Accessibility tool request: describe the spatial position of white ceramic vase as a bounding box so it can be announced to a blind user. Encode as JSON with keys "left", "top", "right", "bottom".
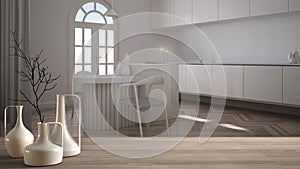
{"left": 24, "top": 122, "right": 63, "bottom": 166}
{"left": 4, "top": 105, "right": 34, "bottom": 158}
{"left": 51, "top": 94, "right": 81, "bottom": 157}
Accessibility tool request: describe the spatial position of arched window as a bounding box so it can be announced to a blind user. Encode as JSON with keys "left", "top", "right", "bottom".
{"left": 74, "top": 1, "right": 115, "bottom": 75}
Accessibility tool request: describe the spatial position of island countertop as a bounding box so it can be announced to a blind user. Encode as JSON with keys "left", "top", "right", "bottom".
{"left": 73, "top": 75, "right": 135, "bottom": 84}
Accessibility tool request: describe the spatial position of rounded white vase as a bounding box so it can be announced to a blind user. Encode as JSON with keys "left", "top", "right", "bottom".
{"left": 4, "top": 105, "right": 34, "bottom": 158}
{"left": 24, "top": 122, "right": 63, "bottom": 166}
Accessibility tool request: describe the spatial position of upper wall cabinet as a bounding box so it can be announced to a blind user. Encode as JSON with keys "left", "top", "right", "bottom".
{"left": 193, "top": 0, "right": 218, "bottom": 23}
{"left": 289, "top": 0, "right": 300, "bottom": 12}
{"left": 219, "top": 0, "right": 250, "bottom": 20}
{"left": 169, "top": 0, "right": 192, "bottom": 26}
{"left": 251, "top": 0, "right": 288, "bottom": 16}
{"left": 151, "top": 0, "right": 170, "bottom": 28}
{"left": 151, "top": 0, "right": 294, "bottom": 28}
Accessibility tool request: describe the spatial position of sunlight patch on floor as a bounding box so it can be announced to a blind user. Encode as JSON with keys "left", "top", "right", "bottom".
{"left": 179, "top": 115, "right": 250, "bottom": 132}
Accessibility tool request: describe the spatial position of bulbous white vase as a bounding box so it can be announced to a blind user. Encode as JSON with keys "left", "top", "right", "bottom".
{"left": 4, "top": 105, "right": 34, "bottom": 158}
{"left": 24, "top": 122, "right": 63, "bottom": 166}
{"left": 51, "top": 94, "right": 81, "bottom": 157}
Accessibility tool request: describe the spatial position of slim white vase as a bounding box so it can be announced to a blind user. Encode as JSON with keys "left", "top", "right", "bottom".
{"left": 24, "top": 122, "right": 63, "bottom": 166}
{"left": 51, "top": 94, "right": 81, "bottom": 157}
{"left": 4, "top": 105, "right": 34, "bottom": 158}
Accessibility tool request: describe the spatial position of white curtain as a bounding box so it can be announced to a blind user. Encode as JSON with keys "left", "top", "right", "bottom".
{"left": 0, "top": 0, "right": 31, "bottom": 135}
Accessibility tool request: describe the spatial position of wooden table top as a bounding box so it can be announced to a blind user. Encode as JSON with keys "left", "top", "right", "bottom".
{"left": 1, "top": 137, "right": 300, "bottom": 169}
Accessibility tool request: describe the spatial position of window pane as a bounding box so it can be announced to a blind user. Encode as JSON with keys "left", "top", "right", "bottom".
{"left": 85, "top": 12, "right": 105, "bottom": 24}
{"left": 75, "top": 65, "right": 82, "bottom": 74}
{"left": 84, "top": 65, "right": 92, "bottom": 72}
{"left": 82, "top": 2, "right": 94, "bottom": 13}
{"left": 99, "top": 29, "right": 106, "bottom": 46}
{"left": 99, "top": 65, "right": 106, "bottom": 75}
{"left": 107, "top": 65, "right": 114, "bottom": 75}
{"left": 75, "top": 9, "right": 85, "bottom": 22}
{"left": 106, "top": 16, "right": 114, "bottom": 24}
{"left": 84, "top": 28, "right": 91, "bottom": 46}
{"left": 75, "top": 28, "right": 82, "bottom": 46}
{"left": 84, "top": 47, "right": 92, "bottom": 63}
{"left": 99, "top": 47, "right": 106, "bottom": 63}
{"left": 107, "top": 48, "right": 114, "bottom": 63}
{"left": 107, "top": 30, "right": 114, "bottom": 47}
{"left": 96, "top": 3, "right": 108, "bottom": 14}
{"left": 75, "top": 47, "right": 83, "bottom": 64}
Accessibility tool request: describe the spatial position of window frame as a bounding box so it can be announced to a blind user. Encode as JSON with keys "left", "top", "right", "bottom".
{"left": 73, "top": 1, "right": 117, "bottom": 76}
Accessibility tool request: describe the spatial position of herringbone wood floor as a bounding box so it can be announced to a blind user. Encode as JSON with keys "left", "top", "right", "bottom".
{"left": 5, "top": 101, "right": 297, "bottom": 137}
{"left": 2, "top": 101, "right": 300, "bottom": 137}
{"left": 119, "top": 101, "right": 300, "bottom": 137}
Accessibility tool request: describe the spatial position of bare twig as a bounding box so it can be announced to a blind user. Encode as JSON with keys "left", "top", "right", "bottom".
{"left": 9, "top": 32, "right": 61, "bottom": 123}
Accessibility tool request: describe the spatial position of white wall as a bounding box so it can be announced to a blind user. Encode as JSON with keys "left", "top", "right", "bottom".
{"left": 29, "top": 0, "right": 150, "bottom": 105}
{"left": 30, "top": 0, "right": 300, "bottom": 105}
{"left": 198, "top": 13, "right": 300, "bottom": 64}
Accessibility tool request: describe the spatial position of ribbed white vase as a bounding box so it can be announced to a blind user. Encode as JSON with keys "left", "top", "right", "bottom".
{"left": 4, "top": 105, "right": 34, "bottom": 158}
{"left": 24, "top": 122, "right": 63, "bottom": 166}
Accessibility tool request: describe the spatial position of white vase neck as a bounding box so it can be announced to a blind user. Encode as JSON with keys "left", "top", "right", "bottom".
{"left": 56, "top": 95, "right": 67, "bottom": 124}
{"left": 36, "top": 123, "right": 51, "bottom": 143}
{"left": 15, "top": 106, "right": 25, "bottom": 128}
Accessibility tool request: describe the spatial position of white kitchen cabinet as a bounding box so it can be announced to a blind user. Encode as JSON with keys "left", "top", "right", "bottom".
{"left": 219, "top": 0, "right": 250, "bottom": 20}
{"left": 289, "top": 0, "right": 300, "bottom": 12}
{"left": 151, "top": 0, "right": 170, "bottom": 28}
{"left": 169, "top": 0, "right": 192, "bottom": 26}
{"left": 212, "top": 66, "right": 244, "bottom": 99}
{"left": 193, "top": 0, "right": 218, "bottom": 23}
{"left": 185, "top": 65, "right": 212, "bottom": 95}
{"left": 244, "top": 66, "right": 282, "bottom": 103}
{"left": 178, "top": 65, "right": 187, "bottom": 92}
{"left": 283, "top": 67, "right": 300, "bottom": 106}
{"left": 250, "top": 0, "right": 288, "bottom": 16}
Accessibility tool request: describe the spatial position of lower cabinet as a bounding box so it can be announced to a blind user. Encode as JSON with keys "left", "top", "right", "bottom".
{"left": 179, "top": 65, "right": 300, "bottom": 107}
{"left": 244, "top": 66, "right": 282, "bottom": 103}
{"left": 180, "top": 65, "right": 243, "bottom": 99}
{"left": 212, "top": 66, "right": 244, "bottom": 98}
{"left": 178, "top": 65, "right": 186, "bottom": 92}
{"left": 283, "top": 67, "right": 300, "bottom": 105}
{"left": 185, "top": 65, "right": 212, "bottom": 95}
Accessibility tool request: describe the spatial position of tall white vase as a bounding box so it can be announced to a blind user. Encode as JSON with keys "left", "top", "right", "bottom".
{"left": 24, "top": 122, "right": 63, "bottom": 166}
{"left": 4, "top": 105, "right": 34, "bottom": 158}
{"left": 51, "top": 94, "right": 81, "bottom": 157}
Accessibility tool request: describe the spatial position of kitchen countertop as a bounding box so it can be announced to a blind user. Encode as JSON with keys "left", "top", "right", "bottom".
{"left": 184, "top": 63, "right": 300, "bottom": 66}
{"left": 132, "top": 62, "right": 300, "bottom": 66}
{"left": 73, "top": 75, "right": 135, "bottom": 84}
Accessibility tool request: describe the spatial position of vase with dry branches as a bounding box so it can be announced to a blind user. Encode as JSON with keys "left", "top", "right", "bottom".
{"left": 10, "top": 32, "right": 61, "bottom": 123}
